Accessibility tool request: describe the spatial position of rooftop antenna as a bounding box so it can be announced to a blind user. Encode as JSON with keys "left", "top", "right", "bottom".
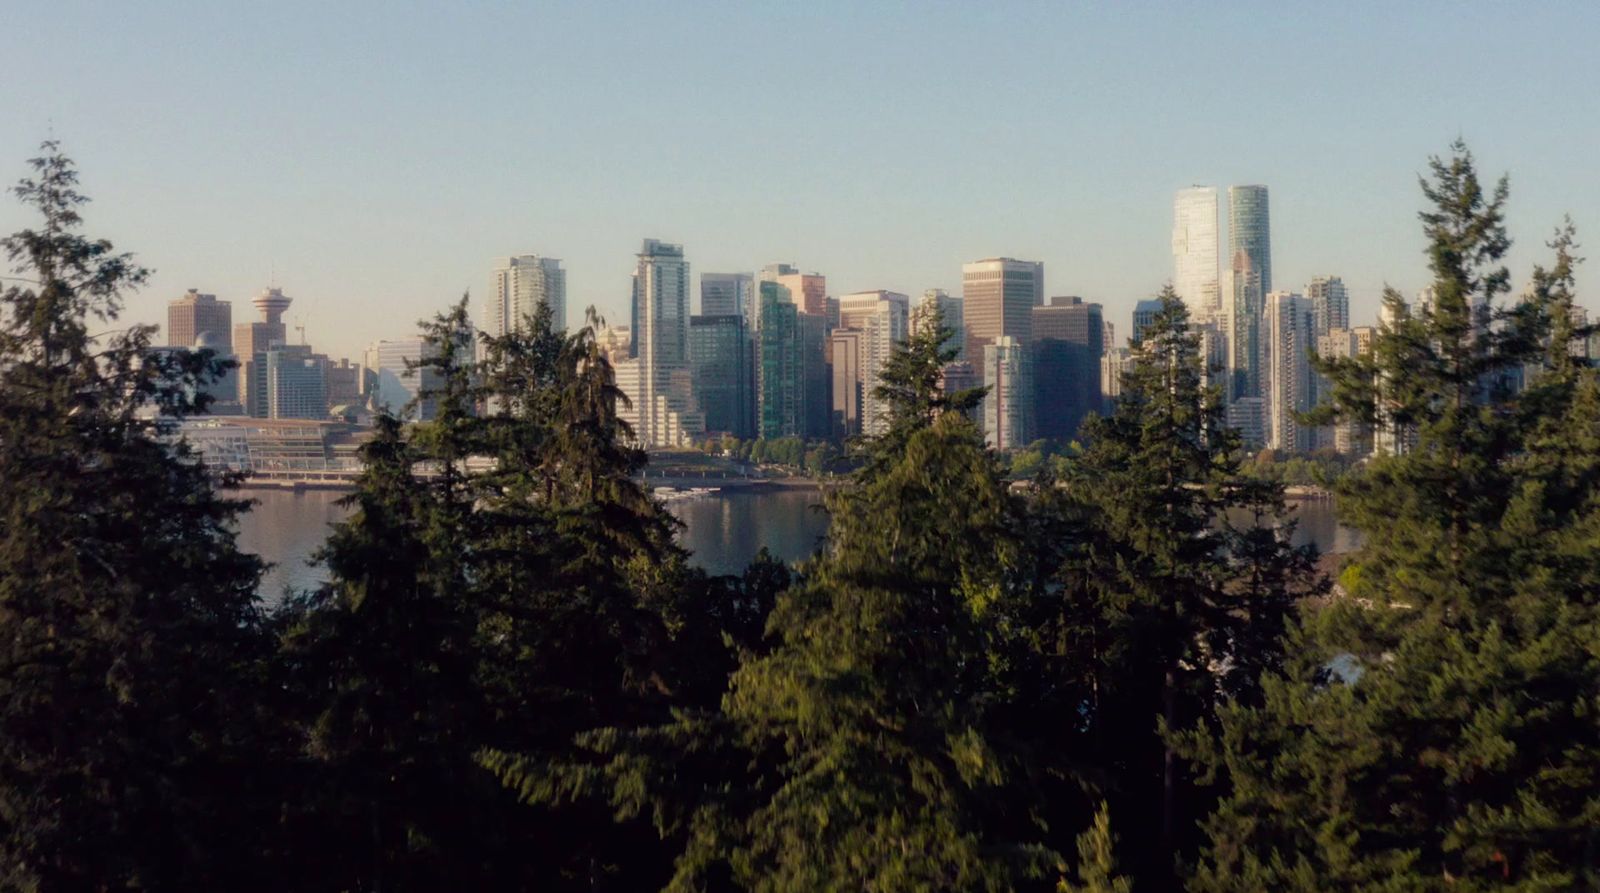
{"left": 294, "top": 312, "right": 309, "bottom": 345}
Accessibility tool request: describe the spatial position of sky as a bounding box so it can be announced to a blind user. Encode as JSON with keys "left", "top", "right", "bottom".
{"left": 1, "top": 1, "right": 1597, "bottom": 361}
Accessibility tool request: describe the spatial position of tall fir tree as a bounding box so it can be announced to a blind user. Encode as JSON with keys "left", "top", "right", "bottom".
{"left": 1051, "top": 287, "right": 1319, "bottom": 886}
{"left": 1189, "top": 143, "right": 1600, "bottom": 891}
{"left": 0, "top": 144, "right": 270, "bottom": 889}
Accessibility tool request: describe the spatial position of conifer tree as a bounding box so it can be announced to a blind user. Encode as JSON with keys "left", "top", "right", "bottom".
{"left": 1059, "top": 804, "right": 1133, "bottom": 893}
{"left": 1189, "top": 143, "right": 1600, "bottom": 890}
{"left": 1053, "top": 287, "right": 1318, "bottom": 884}
{"left": 0, "top": 143, "right": 269, "bottom": 889}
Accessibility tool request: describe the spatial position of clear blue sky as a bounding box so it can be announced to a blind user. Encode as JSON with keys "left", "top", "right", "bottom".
{"left": 2, "top": 1, "right": 1597, "bottom": 360}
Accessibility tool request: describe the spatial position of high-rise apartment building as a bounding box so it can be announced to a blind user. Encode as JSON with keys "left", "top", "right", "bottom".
{"left": 1263, "top": 291, "right": 1314, "bottom": 452}
{"left": 1172, "top": 187, "right": 1222, "bottom": 322}
{"left": 983, "top": 335, "right": 1033, "bottom": 450}
{"left": 837, "top": 290, "right": 910, "bottom": 436}
{"left": 234, "top": 287, "right": 291, "bottom": 418}
{"left": 167, "top": 289, "right": 232, "bottom": 351}
{"left": 701, "top": 272, "right": 755, "bottom": 321}
{"left": 689, "top": 314, "right": 754, "bottom": 439}
{"left": 799, "top": 313, "right": 831, "bottom": 439}
{"left": 618, "top": 239, "right": 703, "bottom": 447}
{"left": 1307, "top": 275, "right": 1349, "bottom": 339}
{"left": 961, "top": 257, "right": 1042, "bottom": 371}
{"left": 1031, "top": 296, "right": 1104, "bottom": 441}
{"left": 487, "top": 255, "right": 566, "bottom": 337}
{"left": 1317, "top": 327, "right": 1371, "bottom": 456}
{"left": 1101, "top": 347, "right": 1133, "bottom": 408}
{"left": 1228, "top": 185, "right": 1272, "bottom": 296}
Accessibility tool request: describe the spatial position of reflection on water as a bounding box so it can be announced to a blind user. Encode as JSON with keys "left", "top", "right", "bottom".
{"left": 232, "top": 486, "right": 1356, "bottom": 603}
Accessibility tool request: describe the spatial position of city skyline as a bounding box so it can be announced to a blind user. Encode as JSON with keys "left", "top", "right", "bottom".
{"left": 1, "top": 4, "right": 1595, "bottom": 362}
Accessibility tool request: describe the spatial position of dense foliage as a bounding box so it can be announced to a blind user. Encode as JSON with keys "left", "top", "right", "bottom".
{"left": 1, "top": 140, "right": 1595, "bottom": 891}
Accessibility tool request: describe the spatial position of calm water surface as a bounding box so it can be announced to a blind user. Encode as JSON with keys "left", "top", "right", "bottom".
{"left": 234, "top": 487, "right": 1353, "bottom": 600}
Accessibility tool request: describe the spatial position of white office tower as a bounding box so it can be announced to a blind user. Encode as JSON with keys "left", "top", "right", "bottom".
{"left": 487, "top": 256, "right": 566, "bottom": 337}
{"left": 838, "top": 290, "right": 910, "bottom": 436}
{"left": 1263, "top": 291, "right": 1314, "bottom": 452}
{"left": 983, "top": 335, "right": 1033, "bottom": 450}
{"left": 614, "top": 239, "right": 704, "bottom": 448}
{"left": 1306, "top": 275, "right": 1348, "bottom": 339}
{"left": 1172, "top": 186, "right": 1222, "bottom": 323}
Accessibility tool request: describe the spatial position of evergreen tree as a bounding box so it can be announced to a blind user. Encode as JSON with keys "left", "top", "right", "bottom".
{"left": 1059, "top": 804, "right": 1133, "bottom": 893}
{"left": 1052, "top": 287, "right": 1318, "bottom": 884}
{"left": 0, "top": 143, "right": 269, "bottom": 889}
{"left": 1189, "top": 143, "right": 1600, "bottom": 890}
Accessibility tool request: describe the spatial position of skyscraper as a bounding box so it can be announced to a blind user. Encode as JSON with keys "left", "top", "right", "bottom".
{"left": 799, "top": 313, "right": 831, "bottom": 439}
{"left": 365, "top": 336, "right": 434, "bottom": 421}
{"left": 1306, "top": 275, "right": 1349, "bottom": 339}
{"left": 617, "top": 239, "right": 703, "bottom": 447}
{"left": 961, "top": 257, "right": 1042, "bottom": 367}
{"left": 829, "top": 328, "right": 863, "bottom": 439}
{"left": 234, "top": 287, "right": 291, "bottom": 418}
{"left": 1225, "top": 250, "right": 1265, "bottom": 400}
{"left": 487, "top": 255, "right": 566, "bottom": 337}
{"left": 756, "top": 281, "right": 802, "bottom": 439}
{"left": 1172, "top": 187, "right": 1221, "bottom": 322}
{"left": 1317, "top": 327, "right": 1371, "bottom": 456}
{"left": 1031, "top": 296, "right": 1104, "bottom": 441}
{"left": 1131, "top": 299, "right": 1164, "bottom": 345}
{"left": 983, "top": 335, "right": 1033, "bottom": 450}
{"left": 167, "top": 289, "right": 232, "bottom": 351}
{"left": 1263, "top": 291, "right": 1313, "bottom": 453}
{"left": 838, "top": 290, "right": 910, "bottom": 436}
{"left": 758, "top": 263, "right": 828, "bottom": 317}
{"left": 701, "top": 272, "right": 754, "bottom": 320}
{"left": 689, "top": 314, "right": 754, "bottom": 439}
{"left": 1228, "top": 185, "right": 1272, "bottom": 295}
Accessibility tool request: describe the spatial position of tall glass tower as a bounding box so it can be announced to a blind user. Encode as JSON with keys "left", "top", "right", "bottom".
{"left": 1228, "top": 185, "right": 1272, "bottom": 295}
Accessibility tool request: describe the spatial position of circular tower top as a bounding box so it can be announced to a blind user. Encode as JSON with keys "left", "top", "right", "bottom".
{"left": 253, "top": 287, "right": 292, "bottom": 324}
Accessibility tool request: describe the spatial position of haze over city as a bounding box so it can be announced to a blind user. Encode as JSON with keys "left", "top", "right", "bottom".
{"left": 3, "top": 1, "right": 1598, "bottom": 361}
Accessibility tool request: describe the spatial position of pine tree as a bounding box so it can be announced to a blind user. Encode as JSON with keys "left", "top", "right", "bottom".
{"left": 0, "top": 143, "right": 269, "bottom": 889}
{"left": 1189, "top": 143, "right": 1600, "bottom": 891}
{"left": 1059, "top": 803, "right": 1133, "bottom": 893}
{"left": 1053, "top": 287, "right": 1318, "bottom": 885}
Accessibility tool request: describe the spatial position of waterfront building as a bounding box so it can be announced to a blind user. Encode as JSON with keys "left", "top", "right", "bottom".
{"left": 1263, "top": 291, "right": 1314, "bottom": 452}
{"left": 487, "top": 255, "right": 566, "bottom": 337}
{"left": 167, "top": 289, "right": 232, "bottom": 352}
{"left": 961, "top": 257, "right": 1042, "bottom": 371}
{"left": 265, "top": 343, "right": 328, "bottom": 420}
{"left": 838, "top": 290, "right": 910, "bottom": 436}
{"left": 619, "top": 239, "right": 703, "bottom": 448}
{"left": 233, "top": 287, "right": 291, "bottom": 418}
{"left": 1031, "top": 296, "right": 1103, "bottom": 441}
{"left": 1307, "top": 275, "right": 1349, "bottom": 339}
{"left": 689, "top": 314, "right": 755, "bottom": 439}
{"left": 1172, "top": 186, "right": 1222, "bottom": 322}
{"left": 756, "top": 281, "right": 803, "bottom": 439}
{"left": 829, "top": 328, "right": 863, "bottom": 438}
{"left": 982, "top": 335, "right": 1032, "bottom": 450}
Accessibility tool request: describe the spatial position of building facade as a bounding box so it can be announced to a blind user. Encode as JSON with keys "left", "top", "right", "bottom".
{"left": 167, "top": 289, "right": 232, "bottom": 352}
{"left": 690, "top": 314, "right": 755, "bottom": 439}
{"left": 829, "top": 328, "right": 863, "bottom": 439}
{"left": 1172, "top": 186, "right": 1222, "bottom": 322}
{"left": 961, "top": 257, "right": 1042, "bottom": 374}
{"left": 1263, "top": 291, "right": 1314, "bottom": 452}
{"left": 1031, "top": 296, "right": 1104, "bottom": 441}
{"left": 621, "top": 239, "right": 703, "bottom": 447}
{"left": 701, "top": 272, "right": 754, "bottom": 321}
{"left": 837, "top": 290, "right": 910, "bottom": 436}
{"left": 983, "top": 335, "right": 1033, "bottom": 450}
{"left": 756, "top": 281, "right": 803, "bottom": 439}
{"left": 1307, "top": 275, "right": 1349, "bottom": 339}
{"left": 1228, "top": 185, "right": 1272, "bottom": 295}
{"left": 265, "top": 343, "right": 328, "bottom": 420}
{"left": 233, "top": 287, "right": 291, "bottom": 418}
{"left": 487, "top": 255, "right": 566, "bottom": 337}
